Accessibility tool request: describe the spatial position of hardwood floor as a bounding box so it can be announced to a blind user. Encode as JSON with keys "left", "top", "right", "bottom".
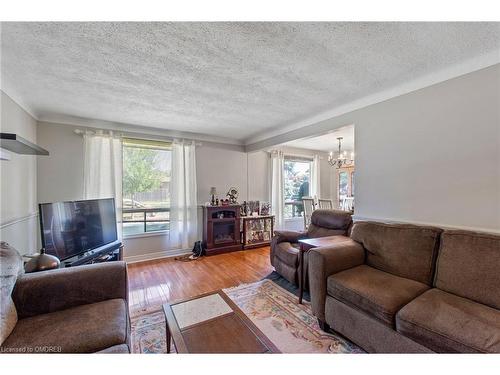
{"left": 127, "top": 246, "right": 273, "bottom": 313}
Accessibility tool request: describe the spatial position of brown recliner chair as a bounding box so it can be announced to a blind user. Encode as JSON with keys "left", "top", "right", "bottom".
{"left": 1, "top": 260, "right": 130, "bottom": 353}
{"left": 270, "top": 209, "right": 352, "bottom": 285}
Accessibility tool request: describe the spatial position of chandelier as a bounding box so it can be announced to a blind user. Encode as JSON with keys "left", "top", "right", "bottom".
{"left": 328, "top": 137, "right": 354, "bottom": 168}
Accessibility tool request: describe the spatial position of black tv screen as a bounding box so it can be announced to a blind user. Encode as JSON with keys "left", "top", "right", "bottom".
{"left": 39, "top": 198, "right": 118, "bottom": 260}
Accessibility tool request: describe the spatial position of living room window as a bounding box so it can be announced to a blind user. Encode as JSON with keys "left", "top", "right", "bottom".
{"left": 283, "top": 157, "right": 312, "bottom": 219}
{"left": 122, "top": 138, "right": 172, "bottom": 237}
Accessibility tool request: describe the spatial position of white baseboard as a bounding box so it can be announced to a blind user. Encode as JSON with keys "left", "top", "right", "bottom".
{"left": 352, "top": 215, "right": 500, "bottom": 234}
{"left": 124, "top": 248, "right": 192, "bottom": 264}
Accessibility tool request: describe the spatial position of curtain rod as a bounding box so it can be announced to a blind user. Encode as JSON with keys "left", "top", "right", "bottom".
{"left": 268, "top": 149, "right": 324, "bottom": 160}
{"left": 73, "top": 129, "right": 202, "bottom": 146}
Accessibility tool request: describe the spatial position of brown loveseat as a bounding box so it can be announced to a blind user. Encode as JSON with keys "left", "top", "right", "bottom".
{"left": 1, "top": 262, "right": 130, "bottom": 353}
{"left": 308, "top": 221, "right": 500, "bottom": 353}
{"left": 270, "top": 209, "right": 352, "bottom": 285}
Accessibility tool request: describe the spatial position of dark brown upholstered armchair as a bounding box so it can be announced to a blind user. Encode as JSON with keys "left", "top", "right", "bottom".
{"left": 270, "top": 209, "right": 352, "bottom": 285}
{"left": 1, "top": 262, "right": 130, "bottom": 353}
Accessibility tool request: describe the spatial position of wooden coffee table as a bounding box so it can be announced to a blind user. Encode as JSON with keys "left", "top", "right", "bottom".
{"left": 297, "top": 235, "right": 352, "bottom": 304}
{"left": 162, "top": 290, "right": 280, "bottom": 353}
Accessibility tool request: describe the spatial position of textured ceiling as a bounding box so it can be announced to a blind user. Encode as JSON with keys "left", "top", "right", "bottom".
{"left": 1, "top": 22, "right": 499, "bottom": 143}
{"left": 284, "top": 124, "right": 354, "bottom": 152}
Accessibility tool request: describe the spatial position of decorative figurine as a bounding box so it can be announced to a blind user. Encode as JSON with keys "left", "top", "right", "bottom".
{"left": 226, "top": 187, "right": 239, "bottom": 204}
{"left": 248, "top": 200, "right": 260, "bottom": 215}
{"left": 260, "top": 202, "right": 270, "bottom": 216}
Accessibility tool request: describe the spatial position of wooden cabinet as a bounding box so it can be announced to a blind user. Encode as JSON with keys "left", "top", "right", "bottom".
{"left": 203, "top": 205, "right": 242, "bottom": 255}
{"left": 241, "top": 215, "right": 274, "bottom": 249}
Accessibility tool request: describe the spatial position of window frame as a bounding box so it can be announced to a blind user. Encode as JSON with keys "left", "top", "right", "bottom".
{"left": 122, "top": 137, "right": 172, "bottom": 238}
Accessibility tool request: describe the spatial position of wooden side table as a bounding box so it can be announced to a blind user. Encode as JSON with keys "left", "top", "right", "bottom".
{"left": 297, "top": 235, "right": 352, "bottom": 304}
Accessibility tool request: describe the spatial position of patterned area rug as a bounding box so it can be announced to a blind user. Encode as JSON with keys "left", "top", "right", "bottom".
{"left": 131, "top": 279, "right": 363, "bottom": 353}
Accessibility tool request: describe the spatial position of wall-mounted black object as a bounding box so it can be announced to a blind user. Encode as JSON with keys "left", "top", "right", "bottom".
{"left": 0, "top": 132, "right": 49, "bottom": 155}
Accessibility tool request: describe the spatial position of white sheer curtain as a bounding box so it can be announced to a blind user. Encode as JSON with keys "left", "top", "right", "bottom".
{"left": 310, "top": 154, "right": 321, "bottom": 200}
{"left": 270, "top": 150, "right": 285, "bottom": 229}
{"left": 83, "top": 131, "right": 123, "bottom": 239}
{"left": 170, "top": 139, "right": 198, "bottom": 250}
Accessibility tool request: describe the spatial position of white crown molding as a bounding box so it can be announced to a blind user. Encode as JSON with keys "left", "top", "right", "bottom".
{"left": 38, "top": 112, "right": 245, "bottom": 148}
{"left": 244, "top": 50, "right": 500, "bottom": 147}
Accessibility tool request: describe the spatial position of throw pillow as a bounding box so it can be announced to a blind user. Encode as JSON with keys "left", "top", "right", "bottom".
{"left": 0, "top": 242, "right": 24, "bottom": 345}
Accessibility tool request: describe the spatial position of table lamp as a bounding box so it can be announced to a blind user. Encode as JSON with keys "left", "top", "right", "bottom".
{"left": 210, "top": 187, "right": 217, "bottom": 206}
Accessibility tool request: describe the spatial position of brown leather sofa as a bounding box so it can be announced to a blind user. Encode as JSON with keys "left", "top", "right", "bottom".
{"left": 308, "top": 221, "right": 500, "bottom": 353}
{"left": 1, "top": 262, "right": 130, "bottom": 353}
{"left": 270, "top": 209, "right": 352, "bottom": 285}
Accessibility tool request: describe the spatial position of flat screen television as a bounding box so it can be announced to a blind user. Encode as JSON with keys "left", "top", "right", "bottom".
{"left": 39, "top": 198, "right": 118, "bottom": 261}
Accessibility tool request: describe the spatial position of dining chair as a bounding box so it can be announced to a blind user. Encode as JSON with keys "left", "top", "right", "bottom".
{"left": 318, "top": 198, "right": 334, "bottom": 210}
{"left": 302, "top": 197, "right": 316, "bottom": 229}
{"left": 341, "top": 197, "right": 354, "bottom": 212}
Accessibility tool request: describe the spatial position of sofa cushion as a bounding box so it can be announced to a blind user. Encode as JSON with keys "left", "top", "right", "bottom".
{"left": 327, "top": 265, "right": 429, "bottom": 326}
{"left": 434, "top": 230, "right": 500, "bottom": 310}
{"left": 310, "top": 209, "right": 352, "bottom": 230}
{"left": 307, "top": 225, "right": 347, "bottom": 239}
{"left": 350, "top": 222, "right": 442, "bottom": 285}
{"left": 1, "top": 298, "right": 127, "bottom": 353}
{"left": 396, "top": 288, "right": 500, "bottom": 353}
{"left": 274, "top": 242, "right": 300, "bottom": 267}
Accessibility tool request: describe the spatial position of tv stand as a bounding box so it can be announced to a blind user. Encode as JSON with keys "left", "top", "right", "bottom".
{"left": 61, "top": 241, "right": 123, "bottom": 268}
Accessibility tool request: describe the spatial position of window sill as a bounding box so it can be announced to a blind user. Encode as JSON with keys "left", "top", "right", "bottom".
{"left": 123, "top": 230, "right": 169, "bottom": 240}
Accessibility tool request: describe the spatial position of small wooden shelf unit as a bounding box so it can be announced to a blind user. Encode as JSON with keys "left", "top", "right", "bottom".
{"left": 241, "top": 215, "right": 274, "bottom": 249}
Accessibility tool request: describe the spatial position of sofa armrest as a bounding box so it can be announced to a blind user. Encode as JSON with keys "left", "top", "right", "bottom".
{"left": 12, "top": 261, "right": 128, "bottom": 319}
{"left": 273, "top": 230, "right": 308, "bottom": 244}
{"left": 308, "top": 240, "right": 365, "bottom": 322}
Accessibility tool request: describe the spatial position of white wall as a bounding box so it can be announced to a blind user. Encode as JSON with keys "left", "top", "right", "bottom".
{"left": 0, "top": 91, "right": 39, "bottom": 255}
{"left": 196, "top": 144, "right": 249, "bottom": 204}
{"left": 247, "top": 151, "right": 270, "bottom": 202}
{"left": 353, "top": 64, "right": 500, "bottom": 231}
{"left": 37, "top": 122, "right": 84, "bottom": 202}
